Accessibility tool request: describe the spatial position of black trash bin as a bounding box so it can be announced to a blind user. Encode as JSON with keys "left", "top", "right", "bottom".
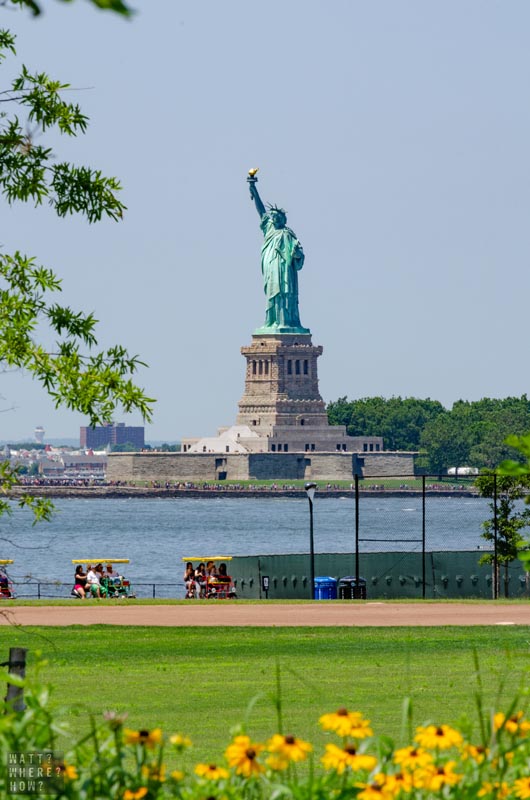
{"left": 338, "top": 576, "right": 367, "bottom": 600}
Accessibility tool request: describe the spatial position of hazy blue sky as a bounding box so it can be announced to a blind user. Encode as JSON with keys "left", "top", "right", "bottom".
{"left": 2, "top": 1, "right": 530, "bottom": 442}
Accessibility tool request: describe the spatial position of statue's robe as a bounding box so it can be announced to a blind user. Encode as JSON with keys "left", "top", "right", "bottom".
{"left": 259, "top": 213, "right": 305, "bottom": 329}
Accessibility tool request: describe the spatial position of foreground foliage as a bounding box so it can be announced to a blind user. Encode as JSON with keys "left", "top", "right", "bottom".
{"left": 2, "top": 672, "right": 530, "bottom": 799}
{"left": 0, "top": 10, "right": 153, "bottom": 521}
{"left": 8, "top": 0, "right": 133, "bottom": 19}
{"left": 475, "top": 471, "right": 530, "bottom": 597}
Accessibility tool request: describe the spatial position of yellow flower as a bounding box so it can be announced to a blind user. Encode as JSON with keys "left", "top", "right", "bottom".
{"left": 124, "top": 728, "right": 163, "bottom": 749}
{"left": 514, "top": 778, "right": 530, "bottom": 799}
{"left": 266, "top": 754, "right": 290, "bottom": 771}
{"left": 170, "top": 770, "right": 184, "bottom": 781}
{"left": 461, "top": 743, "right": 489, "bottom": 763}
{"left": 376, "top": 770, "right": 413, "bottom": 796}
{"left": 356, "top": 779, "right": 393, "bottom": 800}
{"left": 195, "top": 763, "right": 230, "bottom": 781}
{"left": 494, "top": 711, "right": 530, "bottom": 736}
{"left": 123, "top": 790, "right": 148, "bottom": 800}
{"left": 170, "top": 733, "right": 192, "bottom": 749}
{"left": 63, "top": 764, "right": 78, "bottom": 781}
{"left": 319, "top": 707, "right": 373, "bottom": 738}
{"left": 414, "top": 724, "right": 463, "bottom": 750}
{"left": 478, "top": 780, "right": 510, "bottom": 798}
{"left": 267, "top": 733, "right": 312, "bottom": 763}
{"left": 393, "top": 746, "right": 433, "bottom": 770}
{"left": 225, "top": 735, "right": 265, "bottom": 777}
{"left": 141, "top": 762, "right": 166, "bottom": 782}
{"left": 416, "top": 761, "right": 462, "bottom": 790}
{"left": 321, "top": 742, "right": 378, "bottom": 774}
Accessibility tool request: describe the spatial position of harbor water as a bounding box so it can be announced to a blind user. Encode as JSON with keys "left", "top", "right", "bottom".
{"left": 1, "top": 495, "right": 492, "bottom": 588}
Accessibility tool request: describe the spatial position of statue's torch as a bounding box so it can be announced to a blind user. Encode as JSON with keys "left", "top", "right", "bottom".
{"left": 247, "top": 167, "right": 259, "bottom": 197}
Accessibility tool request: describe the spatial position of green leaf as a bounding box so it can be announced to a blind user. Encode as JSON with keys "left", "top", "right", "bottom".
{"left": 4, "top": 0, "right": 134, "bottom": 17}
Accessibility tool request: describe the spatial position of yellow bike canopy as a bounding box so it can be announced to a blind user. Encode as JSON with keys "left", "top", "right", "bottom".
{"left": 72, "top": 559, "right": 130, "bottom": 564}
{"left": 181, "top": 556, "right": 232, "bottom": 562}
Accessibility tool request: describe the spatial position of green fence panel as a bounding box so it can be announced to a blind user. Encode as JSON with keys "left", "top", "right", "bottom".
{"left": 230, "top": 552, "right": 529, "bottom": 600}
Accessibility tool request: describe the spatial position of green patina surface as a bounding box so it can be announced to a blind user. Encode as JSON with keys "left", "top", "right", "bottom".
{"left": 248, "top": 172, "right": 310, "bottom": 335}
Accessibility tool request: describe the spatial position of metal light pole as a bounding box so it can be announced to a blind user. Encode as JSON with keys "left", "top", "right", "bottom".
{"left": 305, "top": 482, "right": 317, "bottom": 599}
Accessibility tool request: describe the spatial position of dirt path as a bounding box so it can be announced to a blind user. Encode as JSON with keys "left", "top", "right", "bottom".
{"left": 0, "top": 602, "right": 529, "bottom": 627}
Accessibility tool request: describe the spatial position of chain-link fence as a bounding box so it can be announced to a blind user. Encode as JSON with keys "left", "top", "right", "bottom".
{"left": 220, "top": 475, "right": 528, "bottom": 600}
{"left": 340, "top": 474, "right": 522, "bottom": 599}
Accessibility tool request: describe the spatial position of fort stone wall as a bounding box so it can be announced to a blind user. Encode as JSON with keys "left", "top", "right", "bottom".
{"left": 360, "top": 452, "right": 416, "bottom": 477}
{"left": 107, "top": 451, "right": 415, "bottom": 482}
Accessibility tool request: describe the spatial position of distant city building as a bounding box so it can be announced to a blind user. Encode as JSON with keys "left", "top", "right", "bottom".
{"left": 61, "top": 453, "right": 107, "bottom": 479}
{"left": 34, "top": 426, "right": 45, "bottom": 444}
{"left": 80, "top": 422, "right": 145, "bottom": 450}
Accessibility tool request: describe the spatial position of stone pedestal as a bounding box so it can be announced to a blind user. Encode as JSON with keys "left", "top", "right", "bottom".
{"left": 237, "top": 334, "right": 328, "bottom": 433}
{"left": 235, "top": 334, "right": 358, "bottom": 453}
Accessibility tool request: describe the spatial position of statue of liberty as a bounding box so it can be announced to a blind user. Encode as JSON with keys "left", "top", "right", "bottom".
{"left": 247, "top": 169, "right": 309, "bottom": 334}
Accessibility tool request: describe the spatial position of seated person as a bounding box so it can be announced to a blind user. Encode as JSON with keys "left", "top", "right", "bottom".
{"left": 102, "top": 563, "right": 123, "bottom": 596}
{"left": 86, "top": 564, "right": 107, "bottom": 598}
{"left": 194, "top": 562, "right": 207, "bottom": 597}
{"left": 207, "top": 561, "right": 235, "bottom": 597}
{"left": 106, "top": 563, "right": 119, "bottom": 579}
{"left": 216, "top": 562, "right": 231, "bottom": 583}
{"left": 105, "top": 563, "right": 122, "bottom": 586}
{"left": 73, "top": 565, "right": 87, "bottom": 599}
{"left": 95, "top": 563, "right": 109, "bottom": 596}
{"left": 0, "top": 569, "right": 11, "bottom": 597}
{"left": 183, "top": 562, "right": 196, "bottom": 597}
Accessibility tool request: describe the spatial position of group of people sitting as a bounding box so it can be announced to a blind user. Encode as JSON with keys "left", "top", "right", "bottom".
{"left": 183, "top": 560, "right": 235, "bottom": 599}
{"left": 72, "top": 563, "right": 124, "bottom": 599}
{"left": 0, "top": 568, "right": 13, "bottom": 599}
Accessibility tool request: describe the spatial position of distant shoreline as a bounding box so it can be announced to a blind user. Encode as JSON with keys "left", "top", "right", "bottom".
{"left": 8, "top": 485, "right": 479, "bottom": 500}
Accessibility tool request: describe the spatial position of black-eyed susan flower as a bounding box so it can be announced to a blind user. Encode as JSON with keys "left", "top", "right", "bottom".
{"left": 414, "top": 724, "right": 463, "bottom": 750}
{"left": 319, "top": 707, "right": 373, "bottom": 738}
{"left": 416, "top": 761, "right": 462, "bottom": 790}
{"left": 376, "top": 770, "right": 413, "bottom": 796}
{"left": 225, "top": 735, "right": 265, "bottom": 777}
{"left": 63, "top": 764, "right": 78, "bottom": 781}
{"left": 124, "top": 728, "right": 163, "bottom": 749}
{"left": 267, "top": 733, "right": 312, "bottom": 763}
{"left": 393, "top": 745, "right": 433, "bottom": 770}
{"left": 195, "top": 763, "right": 230, "bottom": 781}
{"left": 321, "top": 742, "right": 378, "bottom": 774}
{"left": 170, "top": 733, "right": 192, "bottom": 750}
{"left": 355, "top": 779, "right": 392, "bottom": 800}
{"left": 514, "top": 777, "right": 530, "bottom": 799}
{"left": 478, "top": 780, "right": 510, "bottom": 798}
{"left": 123, "top": 789, "right": 148, "bottom": 800}
{"left": 461, "top": 743, "right": 489, "bottom": 763}
{"left": 494, "top": 711, "right": 530, "bottom": 736}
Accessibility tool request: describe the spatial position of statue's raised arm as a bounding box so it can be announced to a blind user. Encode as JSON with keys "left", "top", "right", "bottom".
{"left": 246, "top": 169, "right": 309, "bottom": 335}
{"left": 247, "top": 168, "right": 266, "bottom": 217}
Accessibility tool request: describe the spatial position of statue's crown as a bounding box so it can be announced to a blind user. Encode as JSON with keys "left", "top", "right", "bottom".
{"left": 267, "top": 203, "right": 287, "bottom": 218}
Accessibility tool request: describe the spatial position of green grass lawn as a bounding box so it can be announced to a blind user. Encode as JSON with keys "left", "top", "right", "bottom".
{"left": 0, "top": 625, "right": 528, "bottom": 768}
